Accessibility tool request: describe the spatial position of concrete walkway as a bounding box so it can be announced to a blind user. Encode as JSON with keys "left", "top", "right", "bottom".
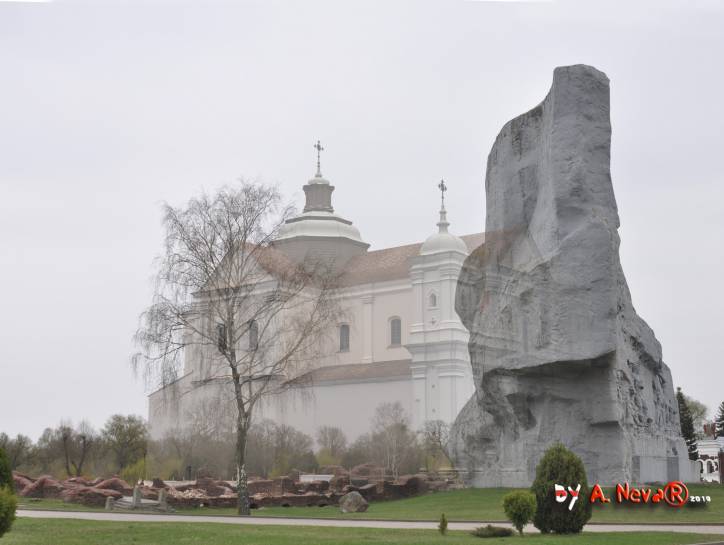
{"left": 17, "top": 509, "right": 724, "bottom": 535}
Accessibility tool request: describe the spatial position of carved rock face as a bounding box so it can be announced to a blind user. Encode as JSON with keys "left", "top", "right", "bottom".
{"left": 449, "top": 65, "right": 694, "bottom": 487}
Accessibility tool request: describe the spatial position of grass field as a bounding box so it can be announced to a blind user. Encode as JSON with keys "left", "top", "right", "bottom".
{"left": 4, "top": 519, "right": 724, "bottom": 545}
{"left": 17, "top": 483, "right": 724, "bottom": 524}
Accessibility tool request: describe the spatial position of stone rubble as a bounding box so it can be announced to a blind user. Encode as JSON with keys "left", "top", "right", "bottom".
{"left": 13, "top": 469, "right": 454, "bottom": 509}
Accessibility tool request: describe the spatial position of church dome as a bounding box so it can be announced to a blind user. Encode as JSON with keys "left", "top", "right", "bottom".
{"left": 276, "top": 210, "right": 365, "bottom": 243}
{"left": 420, "top": 230, "right": 468, "bottom": 255}
{"left": 306, "top": 174, "right": 330, "bottom": 185}
{"left": 419, "top": 179, "right": 467, "bottom": 256}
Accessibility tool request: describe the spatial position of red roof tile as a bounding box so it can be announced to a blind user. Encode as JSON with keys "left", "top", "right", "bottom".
{"left": 339, "top": 233, "right": 484, "bottom": 287}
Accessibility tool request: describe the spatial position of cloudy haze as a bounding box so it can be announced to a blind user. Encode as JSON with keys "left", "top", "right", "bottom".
{"left": 1, "top": 0, "right": 722, "bottom": 440}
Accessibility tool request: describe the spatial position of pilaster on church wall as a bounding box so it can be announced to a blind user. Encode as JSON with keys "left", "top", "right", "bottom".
{"left": 409, "top": 268, "right": 425, "bottom": 334}
{"left": 361, "top": 294, "right": 374, "bottom": 363}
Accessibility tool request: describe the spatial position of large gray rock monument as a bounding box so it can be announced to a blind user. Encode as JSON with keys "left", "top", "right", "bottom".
{"left": 449, "top": 64, "right": 697, "bottom": 486}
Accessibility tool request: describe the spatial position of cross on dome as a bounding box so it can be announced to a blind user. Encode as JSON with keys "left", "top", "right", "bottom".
{"left": 314, "top": 140, "right": 325, "bottom": 177}
{"left": 419, "top": 178, "right": 467, "bottom": 255}
{"left": 438, "top": 179, "right": 447, "bottom": 209}
{"left": 437, "top": 179, "right": 449, "bottom": 233}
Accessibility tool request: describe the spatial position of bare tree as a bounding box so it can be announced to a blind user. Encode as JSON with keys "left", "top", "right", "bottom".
{"left": 420, "top": 420, "right": 451, "bottom": 472}
{"left": 371, "top": 402, "right": 418, "bottom": 480}
{"left": 101, "top": 415, "right": 149, "bottom": 473}
{"left": 316, "top": 426, "right": 347, "bottom": 460}
{"left": 133, "top": 181, "right": 339, "bottom": 515}
{"left": 59, "top": 421, "right": 96, "bottom": 477}
{"left": 0, "top": 434, "right": 32, "bottom": 471}
{"left": 682, "top": 394, "right": 709, "bottom": 438}
{"left": 157, "top": 401, "right": 237, "bottom": 479}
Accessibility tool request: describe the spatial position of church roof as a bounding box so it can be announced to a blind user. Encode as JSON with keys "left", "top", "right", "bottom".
{"left": 249, "top": 232, "right": 485, "bottom": 287}
{"left": 339, "top": 232, "right": 484, "bottom": 287}
{"left": 299, "top": 359, "right": 412, "bottom": 384}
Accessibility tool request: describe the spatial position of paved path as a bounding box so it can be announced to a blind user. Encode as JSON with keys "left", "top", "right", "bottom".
{"left": 17, "top": 509, "right": 724, "bottom": 535}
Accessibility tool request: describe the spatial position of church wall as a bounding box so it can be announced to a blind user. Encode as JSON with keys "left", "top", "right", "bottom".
{"left": 258, "top": 377, "right": 414, "bottom": 441}
{"left": 370, "top": 286, "right": 413, "bottom": 361}
{"left": 332, "top": 294, "right": 365, "bottom": 365}
{"left": 149, "top": 373, "right": 415, "bottom": 443}
{"left": 148, "top": 244, "right": 476, "bottom": 444}
{"left": 333, "top": 280, "right": 413, "bottom": 365}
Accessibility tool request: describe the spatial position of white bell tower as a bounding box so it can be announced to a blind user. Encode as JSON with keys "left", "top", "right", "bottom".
{"left": 406, "top": 180, "right": 474, "bottom": 430}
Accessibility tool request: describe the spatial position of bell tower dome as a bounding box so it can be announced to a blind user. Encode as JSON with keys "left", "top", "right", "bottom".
{"left": 272, "top": 141, "right": 369, "bottom": 267}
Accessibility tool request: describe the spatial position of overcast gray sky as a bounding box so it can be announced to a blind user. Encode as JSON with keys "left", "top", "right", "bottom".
{"left": 1, "top": 0, "right": 722, "bottom": 440}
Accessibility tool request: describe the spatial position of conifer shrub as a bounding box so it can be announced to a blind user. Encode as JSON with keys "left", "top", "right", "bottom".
{"left": 531, "top": 443, "right": 592, "bottom": 534}
{"left": 0, "top": 449, "right": 16, "bottom": 540}
{"left": 502, "top": 490, "right": 536, "bottom": 535}
{"left": 438, "top": 512, "right": 448, "bottom": 535}
{"left": 0, "top": 448, "right": 11, "bottom": 491}
{"left": 0, "top": 487, "right": 16, "bottom": 538}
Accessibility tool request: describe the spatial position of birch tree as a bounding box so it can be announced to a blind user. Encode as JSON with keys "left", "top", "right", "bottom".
{"left": 133, "top": 181, "right": 338, "bottom": 515}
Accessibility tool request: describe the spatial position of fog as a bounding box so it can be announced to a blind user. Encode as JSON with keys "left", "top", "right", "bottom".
{"left": 1, "top": 0, "right": 722, "bottom": 439}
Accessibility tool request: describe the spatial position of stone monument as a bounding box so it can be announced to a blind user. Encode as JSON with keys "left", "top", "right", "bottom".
{"left": 449, "top": 64, "right": 697, "bottom": 486}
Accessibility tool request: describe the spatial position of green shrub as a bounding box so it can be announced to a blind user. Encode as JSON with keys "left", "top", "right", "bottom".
{"left": 120, "top": 458, "right": 147, "bottom": 485}
{"left": 438, "top": 512, "right": 448, "bottom": 535}
{"left": 0, "top": 486, "right": 17, "bottom": 538}
{"left": 470, "top": 524, "right": 514, "bottom": 538}
{"left": 0, "top": 448, "right": 11, "bottom": 490}
{"left": 502, "top": 490, "right": 536, "bottom": 535}
{"left": 531, "top": 443, "right": 592, "bottom": 534}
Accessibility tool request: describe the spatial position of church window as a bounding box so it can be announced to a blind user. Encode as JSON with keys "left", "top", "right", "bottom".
{"left": 248, "top": 319, "right": 259, "bottom": 351}
{"left": 390, "top": 317, "right": 401, "bottom": 346}
{"left": 428, "top": 292, "right": 438, "bottom": 308}
{"left": 339, "top": 324, "right": 350, "bottom": 352}
{"left": 216, "top": 323, "right": 227, "bottom": 353}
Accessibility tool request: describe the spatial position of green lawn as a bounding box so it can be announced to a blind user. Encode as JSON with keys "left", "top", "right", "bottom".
{"left": 4, "top": 519, "right": 724, "bottom": 545}
{"left": 16, "top": 483, "right": 724, "bottom": 524}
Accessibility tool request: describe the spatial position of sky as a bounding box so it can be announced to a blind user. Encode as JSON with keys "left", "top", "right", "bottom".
{"left": 0, "top": 0, "right": 722, "bottom": 441}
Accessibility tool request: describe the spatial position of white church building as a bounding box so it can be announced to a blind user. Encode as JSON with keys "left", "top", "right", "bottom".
{"left": 148, "top": 150, "right": 483, "bottom": 441}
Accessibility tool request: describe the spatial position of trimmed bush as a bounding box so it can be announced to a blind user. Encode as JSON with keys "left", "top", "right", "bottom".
{"left": 438, "top": 512, "right": 448, "bottom": 535}
{"left": 531, "top": 443, "right": 592, "bottom": 534}
{"left": 470, "top": 525, "right": 513, "bottom": 538}
{"left": 0, "top": 486, "right": 16, "bottom": 538}
{"left": 502, "top": 490, "right": 536, "bottom": 535}
{"left": 0, "top": 448, "right": 11, "bottom": 490}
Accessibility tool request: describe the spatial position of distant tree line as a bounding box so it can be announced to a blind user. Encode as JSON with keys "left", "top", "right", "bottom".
{"left": 2, "top": 402, "right": 453, "bottom": 483}
{"left": 149, "top": 401, "right": 450, "bottom": 481}
{"left": 1, "top": 415, "right": 149, "bottom": 482}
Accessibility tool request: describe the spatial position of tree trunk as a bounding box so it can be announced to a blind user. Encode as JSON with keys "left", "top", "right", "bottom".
{"left": 74, "top": 437, "right": 88, "bottom": 477}
{"left": 61, "top": 434, "right": 72, "bottom": 478}
{"left": 236, "top": 416, "right": 250, "bottom": 516}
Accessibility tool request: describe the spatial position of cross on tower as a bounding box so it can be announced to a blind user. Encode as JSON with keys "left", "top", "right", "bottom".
{"left": 438, "top": 179, "right": 447, "bottom": 208}
{"left": 314, "top": 140, "right": 325, "bottom": 177}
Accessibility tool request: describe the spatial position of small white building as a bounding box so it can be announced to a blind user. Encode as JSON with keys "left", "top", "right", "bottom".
{"left": 148, "top": 157, "right": 482, "bottom": 441}
{"left": 697, "top": 437, "right": 723, "bottom": 483}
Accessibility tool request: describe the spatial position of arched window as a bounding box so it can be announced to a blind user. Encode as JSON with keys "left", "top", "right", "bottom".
{"left": 339, "top": 324, "right": 350, "bottom": 352}
{"left": 216, "top": 323, "right": 227, "bottom": 353}
{"left": 248, "top": 320, "right": 258, "bottom": 351}
{"left": 390, "top": 317, "right": 402, "bottom": 346}
{"left": 428, "top": 292, "right": 438, "bottom": 308}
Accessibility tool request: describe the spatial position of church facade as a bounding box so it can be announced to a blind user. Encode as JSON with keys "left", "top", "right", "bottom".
{"left": 148, "top": 153, "right": 482, "bottom": 441}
